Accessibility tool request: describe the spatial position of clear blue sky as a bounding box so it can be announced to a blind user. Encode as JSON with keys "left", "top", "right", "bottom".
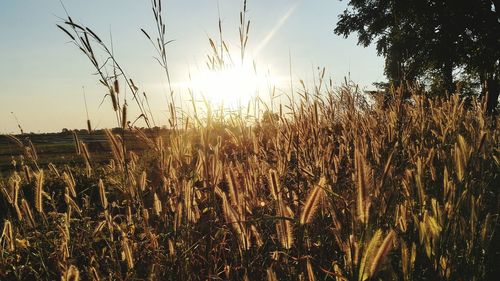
{"left": 0, "top": 0, "right": 384, "bottom": 133}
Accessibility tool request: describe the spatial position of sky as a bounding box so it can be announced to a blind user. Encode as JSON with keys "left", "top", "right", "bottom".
{"left": 0, "top": 0, "right": 385, "bottom": 133}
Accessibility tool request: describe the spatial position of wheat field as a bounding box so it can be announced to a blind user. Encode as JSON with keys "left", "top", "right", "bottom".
{"left": 1, "top": 85, "right": 498, "bottom": 280}
{"left": 1, "top": 1, "right": 499, "bottom": 280}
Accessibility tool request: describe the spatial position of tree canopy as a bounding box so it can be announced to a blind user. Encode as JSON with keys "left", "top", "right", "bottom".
{"left": 335, "top": 0, "right": 500, "bottom": 112}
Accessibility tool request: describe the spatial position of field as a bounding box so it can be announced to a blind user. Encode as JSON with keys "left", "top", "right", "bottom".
{"left": 1, "top": 87, "right": 499, "bottom": 280}
{"left": 0, "top": 129, "right": 169, "bottom": 174}
{"left": 1, "top": 1, "right": 499, "bottom": 280}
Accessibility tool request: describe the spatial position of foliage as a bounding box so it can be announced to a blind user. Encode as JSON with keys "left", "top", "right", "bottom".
{"left": 335, "top": 0, "right": 500, "bottom": 112}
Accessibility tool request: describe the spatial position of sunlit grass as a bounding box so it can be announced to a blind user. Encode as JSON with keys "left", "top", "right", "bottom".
{"left": 0, "top": 1, "right": 498, "bottom": 280}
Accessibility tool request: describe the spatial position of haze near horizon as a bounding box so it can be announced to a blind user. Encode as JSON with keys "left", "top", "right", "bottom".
{"left": 0, "top": 0, "right": 384, "bottom": 133}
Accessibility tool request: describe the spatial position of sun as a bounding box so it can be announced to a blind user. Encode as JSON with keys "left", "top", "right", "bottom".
{"left": 189, "top": 58, "right": 268, "bottom": 109}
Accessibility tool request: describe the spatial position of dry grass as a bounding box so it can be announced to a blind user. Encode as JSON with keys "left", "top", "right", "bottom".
{"left": 1, "top": 84, "right": 497, "bottom": 280}
{"left": 0, "top": 1, "right": 499, "bottom": 280}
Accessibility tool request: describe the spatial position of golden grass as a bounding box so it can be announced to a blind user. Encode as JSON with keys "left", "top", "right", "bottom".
{"left": 0, "top": 1, "right": 498, "bottom": 280}
{"left": 1, "top": 69, "right": 498, "bottom": 281}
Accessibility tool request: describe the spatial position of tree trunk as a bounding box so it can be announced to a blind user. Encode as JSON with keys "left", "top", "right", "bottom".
{"left": 486, "top": 77, "right": 499, "bottom": 115}
{"left": 383, "top": 44, "right": 403, "bottom": 108}
{"left": 443, "top": 59, "right": 454, "bottom": 95}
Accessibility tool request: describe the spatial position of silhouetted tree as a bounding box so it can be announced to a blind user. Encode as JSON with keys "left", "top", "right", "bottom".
{"left": 335, "top": 0, "right": 499, "bottom": 113}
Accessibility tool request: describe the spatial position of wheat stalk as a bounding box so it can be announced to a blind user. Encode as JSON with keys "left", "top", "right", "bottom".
{"left": 369, "top": 229, "right": 396, "bottom": 277}
{"left": 98, "top": 179, "right": 108, "bottom": 209}
{"left": 355, "top": 146, "right": 370, "bottom": 225}
{"left": 300, "top": 177, "right": 326, "bottom": 224}
{"left": 34, "top": 170, "right": 44, "bottom": 214}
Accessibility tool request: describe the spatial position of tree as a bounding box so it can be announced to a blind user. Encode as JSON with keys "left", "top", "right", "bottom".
{"left": 461, "top": 0, "right": 500, "bottom": 113}
{"left": 335, "top": 0, "right": 499, "bottom": 113}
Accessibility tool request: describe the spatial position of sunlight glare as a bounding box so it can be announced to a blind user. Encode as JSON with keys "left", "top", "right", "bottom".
{"left": 189, "top": 59, "right": 268, "bottom": 108}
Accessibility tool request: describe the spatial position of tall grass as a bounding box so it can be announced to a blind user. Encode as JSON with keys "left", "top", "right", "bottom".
{"left": 1, "top": 1, "right": 499, "bottom": 280}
